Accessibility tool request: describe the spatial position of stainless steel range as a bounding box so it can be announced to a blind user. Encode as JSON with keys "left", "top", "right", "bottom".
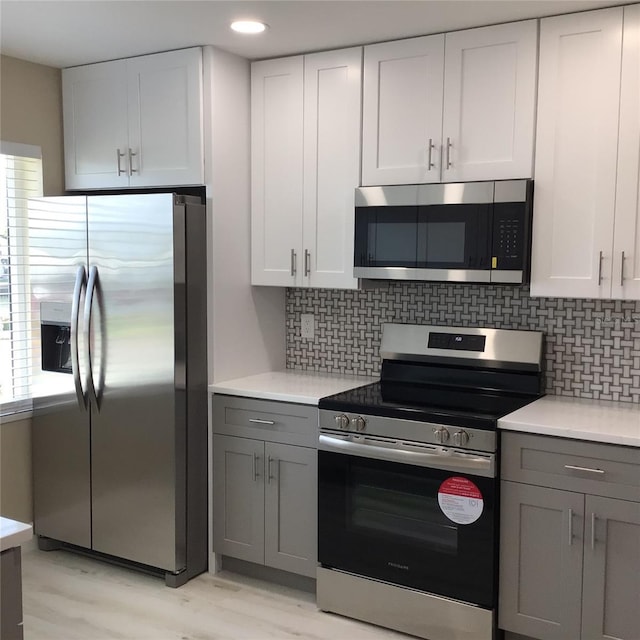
{"left": 316, "top": 323, "right": 544, "bottom": 640}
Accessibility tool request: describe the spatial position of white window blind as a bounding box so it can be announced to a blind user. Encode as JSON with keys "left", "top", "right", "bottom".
{"left": 0, "top": 142, "right": 43, "bottom": 417}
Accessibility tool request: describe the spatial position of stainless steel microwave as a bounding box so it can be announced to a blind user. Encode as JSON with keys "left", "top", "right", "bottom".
{"left": 354, "top": 180, "right": 533, "bottom": 284}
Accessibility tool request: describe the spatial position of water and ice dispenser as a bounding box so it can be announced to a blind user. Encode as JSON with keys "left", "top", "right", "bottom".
{"left": 40, "top": 302, "right": 72, "bottom": 373}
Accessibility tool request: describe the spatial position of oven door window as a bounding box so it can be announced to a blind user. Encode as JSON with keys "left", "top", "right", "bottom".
{"left": 318, "top": 451, "right": 497, "bottom": 608}
{"left": 350, "top": 465, "right": 458, "bottom": 554}
{"left": 354, "top": 204, "right": 492, "bottom": 270}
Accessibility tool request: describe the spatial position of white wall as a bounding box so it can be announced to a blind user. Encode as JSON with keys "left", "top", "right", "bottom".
{"left": 203, "top": 46, "right": 285, "bottom": 383}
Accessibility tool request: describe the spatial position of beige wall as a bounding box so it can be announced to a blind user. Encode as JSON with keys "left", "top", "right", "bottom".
{"left": 0, "top": 418, "right": 32, "bottom": 523}
{"left": 0, "top": 54, "right": 64, "bottom": 195}
{"left": 0, "top": 55, "right": 63, "bottom": 523}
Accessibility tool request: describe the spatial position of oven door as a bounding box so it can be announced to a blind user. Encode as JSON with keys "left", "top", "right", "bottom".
{"left": 318, "top": 436, "right": 497, "bottom": 608}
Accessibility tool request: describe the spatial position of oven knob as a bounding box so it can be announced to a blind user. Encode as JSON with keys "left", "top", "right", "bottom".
{"left": 433, "top": 427, "right": 450, "bottom": 444}
{"left": 354, "top": 416, "right": 367, "bottom": 432}
{"left": 335, "top": 414, "right": 350, "bottom": 430}
{"left": 452, "top": 430, "right": 470, "bottom": 447}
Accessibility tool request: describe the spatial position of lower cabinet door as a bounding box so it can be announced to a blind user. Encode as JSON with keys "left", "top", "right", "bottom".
{"left": 581, "top": 496, "right": 640, "bottom": 640}
{"left": 264, "top": 443, "right": 317, "bottom": 577}
{"left": 499, "top": 481, "right": 584, "bottom": 640}
{"left": 213, "top": 435, "right": 265, "bottom": 564}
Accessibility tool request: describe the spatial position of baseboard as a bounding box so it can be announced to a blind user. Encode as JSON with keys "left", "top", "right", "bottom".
{"left": 220, "top": 556, "right": 316, "bottom": 594}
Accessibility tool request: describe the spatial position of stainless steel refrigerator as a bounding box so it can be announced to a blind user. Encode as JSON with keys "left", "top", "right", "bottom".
{"left": 28, "top": 192, "right": 207, "bottom": 586}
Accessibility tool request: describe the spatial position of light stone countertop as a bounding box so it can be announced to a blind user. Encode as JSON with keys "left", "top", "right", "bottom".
{"left": 209, "top": 370, "right": 376, "bottom": 405}
{"left": 0, "top": 517, "right": 32, "bottom": 552}
{"left": 498, "top": 395, "right": 640, "bottom": 447}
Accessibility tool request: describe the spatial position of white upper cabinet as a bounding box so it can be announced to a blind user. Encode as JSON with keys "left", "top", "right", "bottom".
{"left": 361, "top": 20, "right": 537, "bottom": 186}
{"left": 613, "top": 4, "right": 640, "bottom": 300}
{"left": 530, "top": 7, "right": 637, "bottom": 299}
{"left": 251, "top": 56, "right": 304, "bottom": 287}
{"left": 63, "top": 60, "right": 129, "bottom": 189}
{"left": 63, "top": 48, "right": 203, "bottom": 190}
{"left": 302, "top": 48, "right": 361, "bottom": 289}
{"left": 442, "top": 21, "right": 538, "bottom": 182}
{"left": 252, "top": 48, "right": 362, "bottom": 289}
{"left": 362, "top": 36, "right": 445, "bottom": 186}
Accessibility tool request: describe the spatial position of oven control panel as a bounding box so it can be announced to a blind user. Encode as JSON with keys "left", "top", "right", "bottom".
{"left": 334, "top": 413, "right": 367, "bottom": 432}
{"left": 321, "top": 410, "right": 496, "bottom": 454}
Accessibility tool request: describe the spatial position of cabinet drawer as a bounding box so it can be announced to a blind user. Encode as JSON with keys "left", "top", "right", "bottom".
{"left": 212, "top": 395, "right": 318, "bottom": 448}
{"left": 501, "top": 432, "right": 640, "bottom": 501}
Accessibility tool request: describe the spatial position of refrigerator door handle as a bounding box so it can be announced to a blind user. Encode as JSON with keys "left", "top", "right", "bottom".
{"left": 71, "top": 265, "right": 88, "bottom": 410}
{"left": 84, "top": 265, "right": 101, "bottom": 411}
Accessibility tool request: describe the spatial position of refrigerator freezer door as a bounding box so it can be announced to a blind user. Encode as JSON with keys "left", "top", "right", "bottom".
{"left": 87, "top": 193, "right": 182, "bottom": 572}
{"left": 29, "top": 196, "right": 92, "bottom": 548}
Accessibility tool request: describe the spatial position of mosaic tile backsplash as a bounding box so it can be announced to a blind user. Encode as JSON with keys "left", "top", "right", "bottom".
{"left": 286, "top": 284, "right": 640, "bottom": 403}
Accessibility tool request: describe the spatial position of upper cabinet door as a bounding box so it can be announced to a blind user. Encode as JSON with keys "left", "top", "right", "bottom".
{"left": 63, "top": 60, "right": 129, "bottom": 190}
{"left": 303, "top": 48, "right": 362, "bottom": 290}
{"left": 127, "top": 48, "right": 204, "bottom": 187}
{"left": 612, "top": 4, "right": 640, "bottom": 300}
{"left": 251, "top": 57, "right": 304, "bottom": 286}
{"left": 530, "top": 8, "right": 623, "bottom": 298}
{"left": 362, "top": 35, "right": 445, "bottom": 186}
{"left": 442, "top": 20, "right": 538, "bottom": 182}
{"left": 63, "top": 49, "right": 203, "bottom": 190}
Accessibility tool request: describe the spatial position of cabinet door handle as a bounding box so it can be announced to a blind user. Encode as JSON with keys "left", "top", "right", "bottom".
{"left": 116, "top": 149, "right": 126, "bottom": 175}
{"left": 620, "top": 251, "right": 625, "bottom": 286}
{"left": 291, "top": 249, "right": 297, "bottom": 277}
{"left": 597, "top": 251, "right": 603, "bottom": 286}
{"left": 564, "top": 464, "right": 605, "bottom": 475}
{"left": 568, "top": 508, "right": 574, "bottom": 546}
{"left": 128, "top": 148, "right": 137, "bottom": 175}
{"left": 267, "top": 456, "right": 276, "bottom": 484}
{"left": 445, "top": 137, "right": 452, "bottom": 169}
{"left": 304, "top": 249, "right": 311, "bottom": 277}
{"left": 249, "top": 418, "right": 275, "bottom": 425}
{"left": 427, "top": 138, "right": 436, "bottom": 170}
{"left": 590, "top": 512, "right": 597, "bottom": 550}
{"left": 252, "top": 453, "right": 260, "bottom": 482}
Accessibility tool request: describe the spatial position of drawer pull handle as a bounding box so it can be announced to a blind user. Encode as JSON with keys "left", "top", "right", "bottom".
{"left": 564, "top": 464, "right": 605, "bottom": 475}
{"left": 249, "top": 418, "right": 276, "bottom": 425}
{"left": 591, "top": 512, "right": 597, "bottom": 550}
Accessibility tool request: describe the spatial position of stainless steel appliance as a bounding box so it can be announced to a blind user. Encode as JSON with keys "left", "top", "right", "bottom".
{"left": 354, "top": 180, "right": 533, "bottom": 284}
{"left": 28, "top": 192, "right": 207, "bottom": 587}
{"left": 317, "top": 323, "right": 544, "bottom": 640}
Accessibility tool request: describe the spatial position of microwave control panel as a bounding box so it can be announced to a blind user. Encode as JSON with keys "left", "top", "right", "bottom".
{"left": 492, "top": 204, "right": 526, "bottom": 270}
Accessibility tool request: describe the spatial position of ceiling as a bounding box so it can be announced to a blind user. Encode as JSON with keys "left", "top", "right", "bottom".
{"left": 0, "top": 0, "right": 633, "bottom": 69}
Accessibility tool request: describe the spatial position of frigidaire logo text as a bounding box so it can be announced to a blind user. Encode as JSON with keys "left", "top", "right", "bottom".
{"left": 387, "top": 561, "right": 409, "bottom": 571}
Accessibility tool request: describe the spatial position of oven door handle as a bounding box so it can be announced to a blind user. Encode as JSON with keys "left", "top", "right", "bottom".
{"left": 318, "top": 434, "right": 495, "bottom": 478}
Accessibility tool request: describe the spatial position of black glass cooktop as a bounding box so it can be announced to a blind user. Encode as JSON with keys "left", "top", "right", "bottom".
{"left": 318, "top": 381, "right": 541, "bottom": 431}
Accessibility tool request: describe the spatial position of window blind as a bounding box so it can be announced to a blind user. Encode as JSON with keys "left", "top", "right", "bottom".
{"left": 0, "top": 143, "right": 43, "bottom": 417}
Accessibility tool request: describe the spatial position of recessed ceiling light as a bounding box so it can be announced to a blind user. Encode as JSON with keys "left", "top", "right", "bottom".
{"left": 230, "top": 20, "right": 268, "bottom": 34}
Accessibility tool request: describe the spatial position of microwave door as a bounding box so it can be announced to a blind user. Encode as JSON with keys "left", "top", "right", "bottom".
{"left": 355, "top": 205, "right": 420, "bottom": 275}
{"left": 418, "top": 203, "right": 492, "bottom": 282}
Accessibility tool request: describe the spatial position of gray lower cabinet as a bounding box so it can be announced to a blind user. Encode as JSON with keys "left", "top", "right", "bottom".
{"left": 499, "top": 432, "right": 640, "bottom": 640}
{"left": 500, "top": 481, "right": 584, "bottom": 640}
{"left": 213, "top": 435, "right": 265, "bottom": 565}
{"left": 1, "top": 547, "right": 24, "bottom": 640}
{"left": 263, "top": 441, "right": 317, "bottom": 576}
{"left": 581, "top": 495, "right": 640, "bottom": 640}
{"left": 212, "top": 395, "right": 318, "bottom": 579}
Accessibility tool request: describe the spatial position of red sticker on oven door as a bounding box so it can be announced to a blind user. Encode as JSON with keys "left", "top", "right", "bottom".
{"left": 438, "top": 477, "right": 484, "bottom": 525}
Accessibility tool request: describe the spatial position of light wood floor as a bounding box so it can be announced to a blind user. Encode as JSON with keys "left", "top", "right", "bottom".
{"left": 21, "top": 548, "right": 407, "bottom": 640}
